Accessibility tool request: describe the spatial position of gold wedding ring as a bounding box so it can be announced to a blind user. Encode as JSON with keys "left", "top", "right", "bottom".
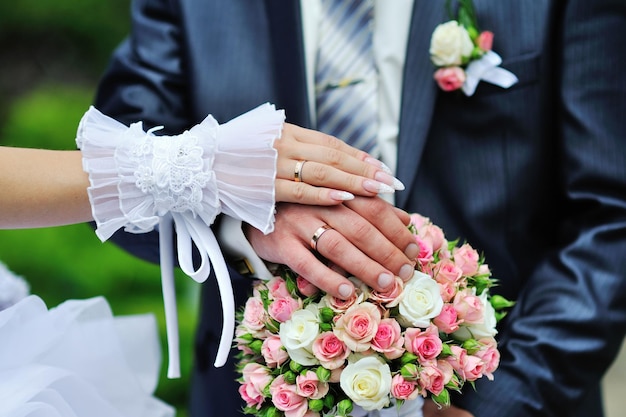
{"left": 310, "top": 224, "right": 333, "bottom": 251}
{"left": 294, "top": 160, "right": 307, "bottom": 183}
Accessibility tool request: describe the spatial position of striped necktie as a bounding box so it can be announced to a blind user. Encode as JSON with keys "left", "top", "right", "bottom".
{"left": 315, "top": 0, "right": 378, "bottom": 156}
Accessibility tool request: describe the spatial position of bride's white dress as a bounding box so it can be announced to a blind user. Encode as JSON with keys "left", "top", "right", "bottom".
{"left": 0, "top": 295, "right": 174, "bottom": 417}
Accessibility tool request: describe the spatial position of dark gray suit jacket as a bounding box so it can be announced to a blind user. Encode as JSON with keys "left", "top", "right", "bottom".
{"left": 95, "top": 0, "right": 626, "bottom": 416}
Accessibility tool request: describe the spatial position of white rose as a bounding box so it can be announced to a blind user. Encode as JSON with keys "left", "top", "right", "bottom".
{"left": 340, "top": 356, "right": 392, "bottom": 411}
{"left": 429, "top": 20, "right": 474, "bottom": 67}
{"left": 453, "top": 290, "right": 498, "bottom": 340}
{"left": 279, "top": 304, "right": 320, "bottom": 365}
{"left": 398, "top": 270, "right": 444, "bottom": 328}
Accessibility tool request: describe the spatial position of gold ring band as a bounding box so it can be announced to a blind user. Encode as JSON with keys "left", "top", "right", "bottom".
{"left": 310, "top": 224, "right": 333, "bottom": 251}
{"left": 294, "top": 160, "right": 307, "bottom": 183}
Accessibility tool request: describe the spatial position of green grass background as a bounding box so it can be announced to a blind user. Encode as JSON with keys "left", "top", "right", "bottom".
{"left": 0, "top": 1, "right": 196, "bottom": 415}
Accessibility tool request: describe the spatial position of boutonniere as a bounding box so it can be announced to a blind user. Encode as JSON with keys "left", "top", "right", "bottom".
{"left": 429, "top": 0, "right": 518, "bottom": 96}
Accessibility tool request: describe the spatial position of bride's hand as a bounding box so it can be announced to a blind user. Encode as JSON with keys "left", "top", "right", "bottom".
{"left": 274, "top": 124, "right": 404, "bottom": 205}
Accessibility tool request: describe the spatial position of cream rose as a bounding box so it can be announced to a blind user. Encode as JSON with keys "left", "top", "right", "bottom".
{"left": 279, "top": 304, "right": 320, "bottom": 365}
{"left": 340, "top": 356, "right": 392, "bottom": 410}
{"left": 429, "top": 20, "right": 474, "bottom": 67}
{"left": 398, "top": 270, "right": 444, "bottom": 328}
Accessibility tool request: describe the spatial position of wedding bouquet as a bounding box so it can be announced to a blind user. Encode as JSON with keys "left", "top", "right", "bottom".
{"left": 235, "top": 213, "right": 514, "bottom": 417}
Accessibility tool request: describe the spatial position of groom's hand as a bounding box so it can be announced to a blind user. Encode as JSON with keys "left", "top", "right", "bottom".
{"left": 423, "top": 401, "right": 475, "bottom": 417}
{"left": 244, "top": 196, "right": 418, "bottom": 299}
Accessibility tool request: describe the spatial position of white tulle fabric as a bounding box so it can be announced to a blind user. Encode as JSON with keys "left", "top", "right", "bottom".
{"left": 76, "top": 103, "right": 285, "bottom": 378}
{"left": 0, "top": 295, "right": 174, "bottom": 417}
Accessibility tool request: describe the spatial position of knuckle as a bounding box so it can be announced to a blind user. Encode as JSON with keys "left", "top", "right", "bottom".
{"left": 310, "top": 163, "right": 329, "bottom": 183}
{"left": 291, "top": 183, "right": 307, "bottom": 202}
{"left": 324, "top": 148, "right": 345, "bottom": 167}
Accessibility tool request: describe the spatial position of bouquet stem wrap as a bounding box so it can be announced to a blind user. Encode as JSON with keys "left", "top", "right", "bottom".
{"left": 76, "top": 103, "right": 285, "bottom": 378}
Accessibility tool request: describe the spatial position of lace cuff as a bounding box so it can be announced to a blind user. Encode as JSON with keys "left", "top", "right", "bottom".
{"left": 77, "top": 103, "right": 284, "bottom": 240}
{"left": 76, "top": 103, "right": 285, "bottom": 378}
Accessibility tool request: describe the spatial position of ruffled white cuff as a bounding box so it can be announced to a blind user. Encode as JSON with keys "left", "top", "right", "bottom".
{"left": 76, "top": 103, "right": 285, "bottom": 378}
{"left": 77, "top": 103, "right": 283, "bottom": 240}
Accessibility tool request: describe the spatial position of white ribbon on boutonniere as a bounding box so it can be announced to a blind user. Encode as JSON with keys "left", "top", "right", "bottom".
{"left": 430, "top": 0, "right": 518, "bottom": 96}
{"left": 462, "top": 50, "right": 518, "bottom": 96}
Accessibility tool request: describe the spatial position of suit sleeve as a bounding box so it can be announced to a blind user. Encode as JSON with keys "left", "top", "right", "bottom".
{"left": 455, "top": 1, "right": 626, "bottom": 416}
{"left": 92, "top": 0, "right": 191, "bottom": 263}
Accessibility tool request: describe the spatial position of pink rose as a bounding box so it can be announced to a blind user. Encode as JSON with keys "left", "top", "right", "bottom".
{"left": 421, "top": 224, "right": 446, "bottom": 252}
{"left": 268, "top": 297, "right": 301, "bottom": 323}
{"left": 410, "top": 213, "right": 430, "bottom": 230}
{"left": 446, "top": 345, "right": 483, "bottom": 380}
{"left": 267, "top": 277, "right": 291, "bottom": 299}
{"left": 433, "top": 67, "right": 466, "bottom": 92}
{"left": 242, "top": 363, "right": 272, "bottom": 391}
{"left": 438, "top": 281, "right": 457, "bottom": 303}
{"left": 419, "top": 365, "right": 445, "bottom": 396}
{"left": 243, "top": 296, "right": 267, "bottom": 332}
{"left": 369, "top": 276, "right": 404, "bottom": 308}
{"left": 371, "top": 318, "right": 405, "bottom": 360}
{"left": 296, "top": 276, "right": 319, "bottom": 297}
{"left": 333, "top": 302, "right": 381, "bottom": 352}
{"left": 477, "top": 31, "right": 494, "bottom": 51}
{"left": 437, "top": 360, "right": 456, "bottom": 387}
{"left": 446, "top": 345, "right": 468, "bottom": 375}
{"left": 433, "top": 304, "right": 463, "bottom": 334}
{"left": 434, "top": 259, "right": 463, "bottom": 285}
{"left": 453, "top": 289, "right": 484, "bottom": 324}
{"left": 261, "top": 335, "right": 289, "bottom": 367}
{"left": 415, "top": 236, "right": 434, "bottom": 267}
{"left": 404, "top": 325, "right": 443, "bottom": 362}
{"left": 239, "top": 363, "right": 272, "bottom": 409}
{"left": 463, "top": 354, "right": 485, "bottom": 381}
{"left": 270, "top": 375, "right": 308, "bottom": 417}
{"left": 391, "top": 374, "right": 420, "bottom": 401}
{"left": 475, "top": 342, "right": 500, "bottom": 380}
{"left": 453, "top": 243, "right": 480, "bottom": 276}
{"left": 239, "top": 382, "right": 265, "bottom": 410}
{"left": 312, "top": 331, "right": 350, "bottom": 370}
{"left": 296, "top": 370, "right": 329, "bottom": 399}
{"left": 322, "top": 293, "right": 360, "bottom": 313}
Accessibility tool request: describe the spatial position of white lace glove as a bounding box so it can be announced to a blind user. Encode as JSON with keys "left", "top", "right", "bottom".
{"left": 76, "top": 103, "right": 285, "bottom": 378}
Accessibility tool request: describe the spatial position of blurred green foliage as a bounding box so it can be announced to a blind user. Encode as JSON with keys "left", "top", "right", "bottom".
{"left": 0, "top": 1, "right": 195, "bottom": 415}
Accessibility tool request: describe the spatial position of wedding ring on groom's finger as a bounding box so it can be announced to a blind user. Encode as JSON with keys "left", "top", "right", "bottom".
{"left": 310, "top": 224, "right": 333, "bottom": 252}
{"left": 294, "top": 160, "right": 307, "bottom": 183}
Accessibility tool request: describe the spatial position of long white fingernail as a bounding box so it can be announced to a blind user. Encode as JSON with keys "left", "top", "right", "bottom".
{"left": 375, "top": 172, "right": 405, "bottom": 191}
{"left": 330, "top": 191, "right": 355, "bottom": 201}
{"left": 364, "top": 157, "right": 392, "bottom": 174}
{"left": 363, "top": 180, "right": 395, "bottom": 194}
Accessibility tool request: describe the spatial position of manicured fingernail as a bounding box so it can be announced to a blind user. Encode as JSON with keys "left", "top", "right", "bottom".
{"left": 363, "top": 180, "right": 395, "bottom": 194}
{"left": 378, "top": 272, "right": 394, "bottom": 289}
{"left": 330, "top": 191, "right": 355, "bottom": 201}
{"left": 375, "top": 171, "right": 405, "bottom": 191}
{"left": 338, "top": 283, "right": 353, "bottom": 298}
{"left": 364, "top": 157, "right": 392, "bottom": 174}
{"left": 399, "top": 264, "right": 414, "bottom": 281}
{"left": 405, "top": 243, "right": 419, "bottom": 260}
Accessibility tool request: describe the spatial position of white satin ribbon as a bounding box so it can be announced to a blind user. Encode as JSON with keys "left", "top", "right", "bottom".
{"left": 158, "top": 213, "right": 235, "bottom": 378}
{"left": 462, "top": 51, "right": 518, "bottom": 96}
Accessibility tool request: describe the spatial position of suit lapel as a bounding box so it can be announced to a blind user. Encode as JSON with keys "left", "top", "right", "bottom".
{"left": 395, "top": 0, "right": 445, "bottom": 209}
{"left": 264, "top": 0, "right": 311, "bottom": 127}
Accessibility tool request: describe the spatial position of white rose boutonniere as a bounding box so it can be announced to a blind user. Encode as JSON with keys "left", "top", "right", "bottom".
{"left": 430, "top": 0, "right": 518, "bottom": 95}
